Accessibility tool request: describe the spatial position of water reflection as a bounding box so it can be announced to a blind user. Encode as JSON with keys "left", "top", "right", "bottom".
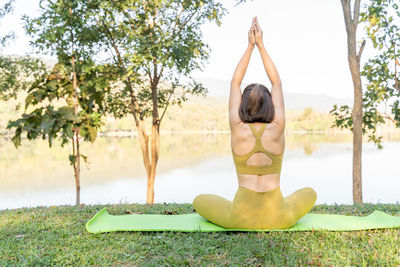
{"left": 1, "top": 132, "right": 400, "bottom": 210}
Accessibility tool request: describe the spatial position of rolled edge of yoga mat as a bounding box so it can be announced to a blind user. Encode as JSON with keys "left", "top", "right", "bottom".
{"left": 85, "top": 208, "right": 400, "bottom": 233}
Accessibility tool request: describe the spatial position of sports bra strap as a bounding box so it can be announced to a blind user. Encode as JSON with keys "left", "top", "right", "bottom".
{"left": 248, "top": 123, "right": 267, "bottom": 139}
{"left": 232, "top": 122, "right": 283, "bottom": 175}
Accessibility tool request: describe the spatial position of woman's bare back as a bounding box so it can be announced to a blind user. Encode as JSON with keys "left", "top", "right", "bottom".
{"left": 231, "top": 122, "right": 285, "bottom": 192}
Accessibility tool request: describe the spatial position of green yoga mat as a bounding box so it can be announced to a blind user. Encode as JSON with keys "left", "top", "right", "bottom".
{"left": 86, "top": 208, "right": 400, "bottom": 233}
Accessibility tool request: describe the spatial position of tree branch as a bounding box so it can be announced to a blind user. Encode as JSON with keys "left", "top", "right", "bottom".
{"left": 119, "top": 9, "right": 137, "bottom": 35}
{"left": 377, "top": 110, "right": 396, "bottom": 123}
{"left": 152, "top": 58, "right": 158, "bottom": 87}
{"left": 357, "top": 39, "right": 366, "bottom": 62}
{"left": 164, "top": 6, "right": 185, "bottom": 39}
{"left": 353, "top": 0, "right": 361, "bottom": 26}
{"left": 147, "top": 64, "right": 153, "bottom": 86}
{"left": 100, "top": 17, "right": 142, "bottom": 126}
{"left": 175, "top": 9, "right": 199, "bottom": 37}
{"left": 159, "top": 84, "right": 176, "bottom": 123}
{"left": 99, "top": 18, "right": 123, "bottom": 69}
{"left": 341, "top": 0, "right": 352, "bottom": 30}
{"left": 156, "top": 65, "right": 164, "bottom": 85}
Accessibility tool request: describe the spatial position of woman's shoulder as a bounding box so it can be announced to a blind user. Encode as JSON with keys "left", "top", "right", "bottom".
{"left": 231, "top": 121, "right": 281, "bottom": 131}
{"left": 230, "top": 121, "right": 285, "bottom": 155}
{"left": 231, "top": 121, "right": 282, "bottom": 139}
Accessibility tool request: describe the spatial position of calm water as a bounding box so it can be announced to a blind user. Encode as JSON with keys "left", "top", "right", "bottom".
{"left": 1, "top": 132, "right": 400, "bottom": 210}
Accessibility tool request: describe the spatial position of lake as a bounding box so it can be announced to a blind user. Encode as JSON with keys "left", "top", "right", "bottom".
{"left": 1, "top": 132, "right": 400, "bottom": 210}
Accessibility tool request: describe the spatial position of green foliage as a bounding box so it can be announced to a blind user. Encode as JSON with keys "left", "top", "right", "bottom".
{"left": 7, "top": 61, "right": 113, "bottom": 148}
{"left": 0, "top": 56, "right": 47, "bottom": 101}
{"left": 331, "top": 0, "right": 400, "bottom": 149}
{"left": 6, "top": 0, "right": 119, "bottom": 176}
{"left": 22, "top": 0, "right": 103, "bottom": 61}
{"left": 95, "top": 0, "right": 226, "bottom": 121}
{"left": 330, "top": 104, "right": 353, "bottom": 129}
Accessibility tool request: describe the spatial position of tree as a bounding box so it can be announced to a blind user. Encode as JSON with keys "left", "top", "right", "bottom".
{"left": 7, "top": 0, "right": 116, "bottom": 205}
{"left": 331, "top": 0, "right": 366, "bottom": 204}
{"left": 331, "top": 0, "right": 400, "bottom": 203}
{"left": 94, "top": 0, "right": 226, "bottom": 203}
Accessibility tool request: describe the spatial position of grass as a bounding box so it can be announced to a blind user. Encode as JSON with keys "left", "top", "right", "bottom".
{"left": 1, "top": 203, "right": 400, "bottom": 266}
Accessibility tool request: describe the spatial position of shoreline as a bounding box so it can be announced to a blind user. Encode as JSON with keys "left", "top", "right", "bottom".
{"left": 1, "top": 128, "right": 400, "bottom": 138}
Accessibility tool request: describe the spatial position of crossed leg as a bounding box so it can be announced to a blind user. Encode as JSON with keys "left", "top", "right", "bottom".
{"left": 193, "top": 194, "right": 233, "bottom": 228}
{"left": 193, "top": 187, "right": 317, "bottom": 229}
{"left": 284, "top": 187, "right": 317, "bottom": 222}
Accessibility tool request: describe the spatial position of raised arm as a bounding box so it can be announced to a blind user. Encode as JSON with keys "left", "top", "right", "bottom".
{"left": 229, "top": 21, "right": 256, "bottom": 126}
{"left": 254, "top": 17, "right": 285, "bottom": 129}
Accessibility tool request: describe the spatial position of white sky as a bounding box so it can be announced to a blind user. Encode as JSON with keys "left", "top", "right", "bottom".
{"left": 0, "top": 0, "right": 376, "bottom": 99}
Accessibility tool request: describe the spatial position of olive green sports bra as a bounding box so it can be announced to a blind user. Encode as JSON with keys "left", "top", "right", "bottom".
{"left": 232, "top": 123, "right": 284, "bottom": 175}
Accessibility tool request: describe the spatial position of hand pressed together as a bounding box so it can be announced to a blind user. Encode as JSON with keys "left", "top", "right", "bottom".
{"left": 248, "top": 16, "right": 263, "bottom": 47}
{"left": 253, "top": 16, "right": 263, "bottom": 46}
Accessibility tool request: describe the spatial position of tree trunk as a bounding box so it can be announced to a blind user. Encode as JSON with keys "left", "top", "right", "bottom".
{"left": 147, "top": 123, "right": 160, "bottom": 203}
{"left": 73, "top": 131, "right": 81, "bottom": 205}
{"left": 146, "top": 72, "right": 160, "bottom": 203}
{"left": 340, "top": 0, "right": 364, "bottom": 204}
{"left": 350, "top": 58, "right": 363, "bottom": 204}
{"left": 71, "top": 56, "right": 81, "bottom": 205}
{"left": 137, "top": 122, "right": 151, "bottom": 174}
{"left": 102, "top": 20, "right": 161, "bottom": 204}
{"left": 70, "top": 47, "right": 81, "bottom": 204}
{"left": 68, "top": 6, "right": 81, "bottom": 205}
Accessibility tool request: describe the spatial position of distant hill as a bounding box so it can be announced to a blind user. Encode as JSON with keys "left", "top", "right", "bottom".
{"left": 0, "top": 54, "right": 58, "bottom": 68}
{"left": 284, "top": 92, "right": 352, "bottom": 112}
{"left": 196, "top": 77, "right": 352, "bottom": 112}
{"left": 0, "top": 54, "right": 352, "bottom": 112}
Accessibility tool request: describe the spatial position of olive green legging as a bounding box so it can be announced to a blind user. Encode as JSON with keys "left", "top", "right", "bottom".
{"left": 193, "top": 186, "right": 317, "bottom": 229}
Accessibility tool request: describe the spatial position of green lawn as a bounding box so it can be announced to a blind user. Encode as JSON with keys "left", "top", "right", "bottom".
{"left": 1, "top": 203, "right": 400, "bottom": 266}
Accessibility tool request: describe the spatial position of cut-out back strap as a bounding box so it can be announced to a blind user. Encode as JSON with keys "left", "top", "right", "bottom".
{"left": 249, "top": 123, "right": 267, "bottom": 139}
{"left": 232, "top": 123, "right": 284, "bottom": 175}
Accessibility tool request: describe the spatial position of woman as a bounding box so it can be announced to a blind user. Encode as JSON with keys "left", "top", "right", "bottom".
{"left": 192, "top": 17, "right": 317, "bottom": 230}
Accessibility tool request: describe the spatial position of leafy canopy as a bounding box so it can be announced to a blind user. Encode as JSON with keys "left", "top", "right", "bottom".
{"left": 95, "top": 0, "right": 226, "bottom": 121}
{"left": 7, "top": 0, "right": 118, "bottom": 166}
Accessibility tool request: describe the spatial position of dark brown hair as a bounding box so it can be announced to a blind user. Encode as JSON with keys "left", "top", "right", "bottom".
{"left": 239, "top": 83, "right": 275, "bottom": 123}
